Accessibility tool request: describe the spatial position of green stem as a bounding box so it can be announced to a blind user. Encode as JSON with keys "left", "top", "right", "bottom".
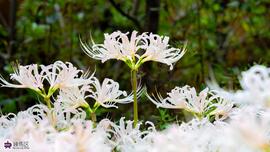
{"left": 44, "top": 96, "right": 52, "bottom": 109}
{"left": 84, "top": 106, "right": 97, "bottom": 127}
{"left": 131, "top": 69, "right": 138, "bottom": 127}
{"left": 91, "top": 112, "right": 97, "bottom": 127}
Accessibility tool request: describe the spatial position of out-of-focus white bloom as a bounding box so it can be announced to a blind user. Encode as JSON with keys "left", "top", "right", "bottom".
{"left": 103, "top": 117, "right": 155, "bottom": 152}
{"left": 80, "top": 30, "right": 186, "bottom": 70}
{"left": 49, "top": 102, "right": 87, "bottom": 130}
{"left": 0, "top": 64, "right": 44, "bottom": 92}
{"left": 140, "top": 33, "right": 187, "bottom": 70}
{"left": 81, "top": 31, "right": 144, "bottom": 63}
{"left": 214, "top": 110, "right": 270, "bottom": 152}
{"left": 16, "top": 103, "right": 86, "bottom": 130}
{"left": 88, "top": 77, "right": 140, "bottom": 108}
{"left": 56, "top": 85, "right": 91, "bottom": 111}
{"left": 151, "top": 118, "right": 220, "bottom": 152}
{"left": 0, "top": 106, "right": 111, "bottom": 152}
{"left": 209, "top": 65, "right": 270, "bottom": 109}
{"left": 235, "top": 65, "right": 270, "bottom": 107}
{"left": 0, "top": 113, "right": 16, "bottom": 137}
{"left": 54, "top": 120, "right": 112, "bottom": 152}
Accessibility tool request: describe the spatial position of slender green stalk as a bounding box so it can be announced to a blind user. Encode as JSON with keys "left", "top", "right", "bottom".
{"left": 84, "top": 106, "right": 97, "bottom": 127}
{"left": 131, "top": 69, "right": 138, "bottom": 127}
{"left": 91, "top": 112, "right": 97, "bottom": 127}
{"left": 44, "top": 96, "right": 52, "bottom": 109}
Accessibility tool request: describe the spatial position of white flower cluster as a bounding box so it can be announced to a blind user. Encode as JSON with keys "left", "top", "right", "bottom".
{"left": 0, "top": 30, "right": 270, "bottom": 151}
{"left": 0, "top": 104, "right": 112, "bottom": 152}
{"left": 0, "top": 61, "right": 137, "bottom": 111}
{"left": 1, "top": 102, "right": 270, "bottom": 152}
{"left": 80, "top": 31, "right": 187, "bottom": 70}
{"left": 147, "top": 85, "right": 234, "bottom": 120}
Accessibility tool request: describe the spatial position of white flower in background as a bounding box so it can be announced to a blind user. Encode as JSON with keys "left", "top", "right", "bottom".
{"left": 56, "top": 85, "right": 91, "bottom": 111}
{"left": 81, "top": 31, "right": 144, "bottom": 63}
{"left": 88, "top": 77, "right": 142, "bottom": 108}
{"left": 140, "top": 33, "right": 187, "bottom": 70}
{"left": 41, "top": 61, "right": 92, "bottom": 92}
{"left": 54, "top": 120, "right": 112, "bottom": 152}
{"left": 80, "top": 30, "right": 186, "bottom": 70}
{"left": 209, "top": 65, "right": 270, "bottom": 109}
{"left": 214, "top": 110, "right": 270, "bottom": 152}
{"left": 235, "top": 65, "right": 270, "bottom": 107}
{"left": 0, "top": 64, "right": 44, "bottom": 92}
{"left": 103, "top": 117, "right": 155, "bottom": 152}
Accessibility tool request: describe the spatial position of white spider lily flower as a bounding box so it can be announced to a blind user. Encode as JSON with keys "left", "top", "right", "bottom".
{"left": 88, "top": 77, "right": 143, "bottom": 108}
{"left": 147, "top": 85, "right": 212, "bottom": 117}
{"left": 80, "top": 31, "right": 144, "bottom": 63}
{"left": 140, "top": 33, "right": 187, "bottom": 70}
{"left": 16, "top": 103, "right": 86, "bottom": 130}
{"left": 56, "top": 85, "right": 91, "bottom": 111}
{"left": 183, "top": 87, "right": 211, "bottom": 115}
{"left": 0, "top": 64, "right": 44, "bottom": 92}
{"left": 103, "top": 117, "right": 155, "bottom": 152}
{"left": 41, "top": 61, "right": 93, "bottom": 93}
{"left": 208, "top": 94, "right": 234, "bottom": 121}
{"left": 146, "top": 86, "right": 187, "bottom": 109}
{"left": 81, "top": 31, "right": 187, "bottom": 71}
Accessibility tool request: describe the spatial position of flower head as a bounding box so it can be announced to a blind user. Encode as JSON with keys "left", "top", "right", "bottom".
{"left": 148, "top": 85, "right": 234, "bottom": 120}
{"left": 146, "top": 86, "right": 188, "bottom": 109}
{"left": 0, "top": 64, "right": 44, "bottom": 92}
{"left": 102, "top": 117, "right": 155, "bottom": 152}
{"left": 0, "top": 61, "right": 93, "bottom": 97}
{"left": 208, "top": 93, "right": 234, "bottom": 121}
{"left": 80, "top": 30, "right": 186, "bottom": 70}
{"left": 147, "top": 86, "right": 211, "bottom": 114}
{"left": 41, "top": 61, "right": 92, "bottom": 92}
{"left": 88, "top": 77, "right": 142, "bottom": 108}
{"left": 81, "top": 31, "right": 144, "bottom": 63}
{"left": 56, "top": 85, "right": 91, "bottom": 111}
{"left": 140, "top": 33, "right": 187, "bottom": 70}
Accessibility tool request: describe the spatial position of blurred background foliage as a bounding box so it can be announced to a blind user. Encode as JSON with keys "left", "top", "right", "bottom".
{"left": 0, "top": 0, "right": 269, "bottom": 127}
